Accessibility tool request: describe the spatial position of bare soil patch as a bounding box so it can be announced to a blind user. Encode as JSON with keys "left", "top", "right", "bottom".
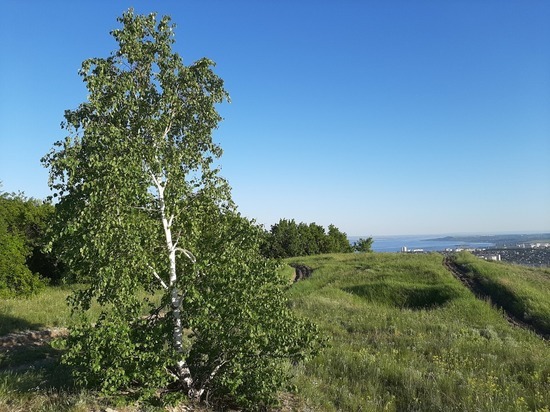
{"left": 0, "top": 327, "right": 68, "bottom": 349}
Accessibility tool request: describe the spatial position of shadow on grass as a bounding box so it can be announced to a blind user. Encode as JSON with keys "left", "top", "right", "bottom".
{"left": 344, "top": 282, "right": 460, "bottom": 310}
{"left": 0, "top": 314, "right": 43, "bottom": 336}
{"left": 0, "top": 344, "right": 74, "bottom": 392}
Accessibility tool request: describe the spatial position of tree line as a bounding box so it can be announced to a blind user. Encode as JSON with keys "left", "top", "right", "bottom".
{"left": 0, "top": 190, "right": 372, "bottom": 298}
{"left": 261, "top": 218, "right": 373, "bottom": 258}
{"left": 0, "top": 188, "right": 64, "bottom": 297}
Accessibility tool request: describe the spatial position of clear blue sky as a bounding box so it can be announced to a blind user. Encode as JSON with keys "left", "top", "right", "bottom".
{"left": 1, "top": 1, "right": 549, "bottom": 236}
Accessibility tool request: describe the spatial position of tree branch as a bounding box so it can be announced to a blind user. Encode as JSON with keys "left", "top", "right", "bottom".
{"left": 162, "top": 122, "right": 172, "bottom": 140}
{"left": 175, "top": 247, "right": 196, "bottom": 263}
{"left": 146, "top": 301, "right": 168, "bottom": 327}
{"left": 150, "top": 171, "right": 162, "bottom": 193}
{"left": 149, "top": 265, "right": 168, "bottom": 290}
{"left": 202, "top": 358, "right": 227, "bottom": 388}
{"left": 172, "top": 230, "right": 184, "bottom": 251}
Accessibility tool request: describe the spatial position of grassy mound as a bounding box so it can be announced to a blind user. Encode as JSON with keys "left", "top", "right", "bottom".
{"left": 286, "top": 253, "right": 550, "bottom": 411}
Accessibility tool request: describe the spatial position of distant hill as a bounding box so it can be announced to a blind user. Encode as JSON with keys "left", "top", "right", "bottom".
{"left": 432, "top": 233, "right": 550, "bottom": 247}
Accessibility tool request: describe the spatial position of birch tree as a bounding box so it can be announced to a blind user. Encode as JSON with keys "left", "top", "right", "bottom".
{"left": 43, "top": 10, "right": 320, "bottom": 408}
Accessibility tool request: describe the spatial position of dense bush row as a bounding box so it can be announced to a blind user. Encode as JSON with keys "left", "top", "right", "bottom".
{"left": 261, "top": 218, "right": 372, "bottom": 258}
{"left": 0, "top": 189, "right": 371, "bottom": 297}
{"left": 0, "top": 188, "right": 64, "bottom": 297}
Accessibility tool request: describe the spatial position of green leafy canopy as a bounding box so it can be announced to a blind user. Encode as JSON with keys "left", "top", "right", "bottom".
{"left": 42, "top": 9, "right": 321, "bottom": 408}
{"left": 0, "top": 188, "right": 53, "bottom": 297}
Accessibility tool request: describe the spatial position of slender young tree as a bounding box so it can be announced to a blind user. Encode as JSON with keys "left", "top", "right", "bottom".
{"left": 43, "top": 10, "right": 319, "bottom": 407}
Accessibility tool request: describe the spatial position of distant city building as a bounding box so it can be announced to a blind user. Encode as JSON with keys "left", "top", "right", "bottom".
{"left": 472, "top": 249, "right": 549, "bottom": 267}
{"left": 401, "top": 246, "right": 425, "bottom": 253}
{"left": 482, "top": 254, "right": 501, "bottom": 262}
{"left": 518, "top": 243, "right": 550, "bottom": 249}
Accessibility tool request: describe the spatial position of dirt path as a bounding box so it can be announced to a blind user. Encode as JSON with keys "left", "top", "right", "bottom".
{"left": 0, "top": 327, "right": 68, "bottom": 349}
{"left": 289, "top": 264, "right": 314, "bottom": 283}
{"left": 0, "top": 327, "right": 68, "bottom": 375}
{"left": 443, "top": 256, "right": 549, "bottom": 340}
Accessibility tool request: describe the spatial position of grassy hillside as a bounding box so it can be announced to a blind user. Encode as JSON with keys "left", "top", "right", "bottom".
{"left": 451, "top": 251, "right": 550, "bottom": 336}
{"left": 286, "top": 253, "right": 550, "bottom": 411}
{"left": 1, "top": 253, "right": 549, "bottom": 411}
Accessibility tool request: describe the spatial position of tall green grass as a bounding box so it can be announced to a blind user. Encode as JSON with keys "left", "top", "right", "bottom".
{"left": 0, "top": 285, "right": 164, "bottom": 335}
{"left": 0, "top": 286, "right": 163, "bottom": 411}
{"left": 2, "top": 254, "right": 550, "bottom": 411}
{"left": 0, "top": 286, "right": 75, "bottom": 335}
{"left": 286, "top": 253, "right": 550, "bottom": 411}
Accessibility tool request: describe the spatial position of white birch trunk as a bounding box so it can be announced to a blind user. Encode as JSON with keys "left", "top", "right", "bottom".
{"left": 153, "top": 175, "right": 199, "bottom": 398}
{"left": 153, "top": 177, "right": 182, "bottom": 350}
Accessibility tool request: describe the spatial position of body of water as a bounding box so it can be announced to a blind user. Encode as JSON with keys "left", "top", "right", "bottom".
{"left": 349, "top": 235, "right": 495, "bottom": 253}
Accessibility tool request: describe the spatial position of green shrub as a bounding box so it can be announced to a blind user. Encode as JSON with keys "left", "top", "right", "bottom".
{"left": 0, "top": 212, "right": 45, "bottom": 298}
{"left": 261, "top": 219, "right": 353, "bottom": 258}
{"left": 0, "top": 189, "right": 61, "bottom": 296}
